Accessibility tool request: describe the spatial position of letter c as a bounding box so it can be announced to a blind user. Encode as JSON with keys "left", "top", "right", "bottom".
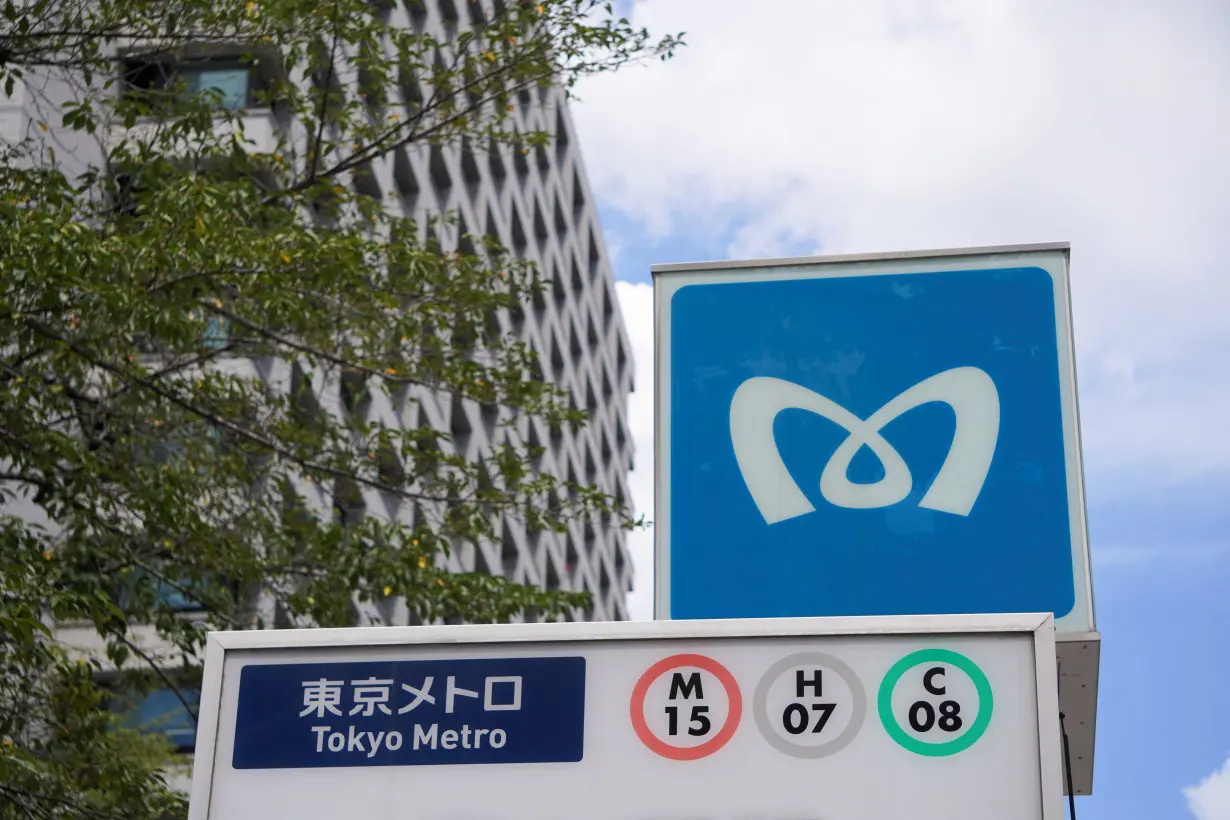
{"left": 923, "top": 666, "right": 946, "bottom": 696}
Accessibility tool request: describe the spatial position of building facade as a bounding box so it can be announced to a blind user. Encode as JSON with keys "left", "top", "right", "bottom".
{"left": 0, "top": 0, "right": 636, "bottom": 760}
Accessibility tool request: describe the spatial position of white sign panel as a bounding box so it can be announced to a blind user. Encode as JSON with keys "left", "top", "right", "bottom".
{"left": 189, "top": 614, "right": 1063, "bottom": 820}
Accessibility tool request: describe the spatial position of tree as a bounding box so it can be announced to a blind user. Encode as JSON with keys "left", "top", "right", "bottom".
{"left": 0, "top": 1, "right": 682, "bottom": 816}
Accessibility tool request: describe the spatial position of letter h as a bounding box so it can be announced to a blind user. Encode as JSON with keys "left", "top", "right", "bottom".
{"left": 796, "top": 669, "right": 822, "bottom": 698}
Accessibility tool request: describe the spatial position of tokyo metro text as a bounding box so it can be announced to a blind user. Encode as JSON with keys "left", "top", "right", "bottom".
{"left": 231, "top": 656, "right": 586, "bottom": 769}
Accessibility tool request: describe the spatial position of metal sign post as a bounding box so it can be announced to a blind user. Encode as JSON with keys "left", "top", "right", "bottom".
{"left": 652, "top": 243, "right": 1099, "bottom": 792}
{"left": 188, "top": 614, "right": 1063, "bottom": 820}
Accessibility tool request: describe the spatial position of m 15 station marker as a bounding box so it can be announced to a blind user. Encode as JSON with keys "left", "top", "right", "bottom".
{"left": 188, "top": 615, "right": 1063, "bottom": 820}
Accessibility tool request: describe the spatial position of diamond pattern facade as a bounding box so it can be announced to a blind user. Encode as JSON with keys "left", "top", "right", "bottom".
{"left": 351, "top": 4, "right": 637, "bottom": 624}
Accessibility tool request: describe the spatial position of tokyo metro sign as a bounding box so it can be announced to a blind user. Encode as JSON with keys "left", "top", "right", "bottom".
{"left": 652, "top": 243, "right": 1094, "bottom": 635}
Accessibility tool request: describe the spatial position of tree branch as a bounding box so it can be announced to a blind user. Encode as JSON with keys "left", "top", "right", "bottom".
{"left": 128, "top": 557, "right": 241, "bottom": 629}
{"left": 19, "top": 315, "right": 482, "bottom": 506}
{"left": 113, "top": 633, "right": 199, "bottom": 723}
{"left": 0, "top": 471, "right": 51, "bottom": 490}
{"left": 0, "top": 784, "right": 132, "bottom": 820}
{"left": 304, "top": 0, "right": 344, "bottom": 188}
{"left": 200, "top": 299, "right": 433, "bottom": 388}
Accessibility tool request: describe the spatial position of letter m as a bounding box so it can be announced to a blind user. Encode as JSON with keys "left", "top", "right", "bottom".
{"left": 413, "top": 723, "right": 438, "bottom": 750}
{"left": 668, "top": 672, "right": 703, "bottom": 700}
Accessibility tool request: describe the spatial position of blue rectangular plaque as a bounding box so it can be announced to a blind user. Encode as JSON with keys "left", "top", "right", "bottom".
{"left": 232, "top": 656, "right": 586, "bottom": 769}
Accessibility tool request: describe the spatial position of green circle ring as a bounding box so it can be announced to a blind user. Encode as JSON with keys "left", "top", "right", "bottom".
{"left": 877, "top": 648, "right": 994, "bottom": 757}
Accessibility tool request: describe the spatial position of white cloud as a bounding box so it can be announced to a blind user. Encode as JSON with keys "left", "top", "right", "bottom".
{"left": 615, "top": 281, "right": 655, "bottom": 620}
{"left": 1186, "top": 755, "right": 1230, "bottom": 820}
{"left": 578, "top": 0, "right": 1230, "bottom": 496}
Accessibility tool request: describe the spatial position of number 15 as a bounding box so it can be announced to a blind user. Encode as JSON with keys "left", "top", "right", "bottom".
{"left": 665, "top": 705, "right": 711, "bottom": 736}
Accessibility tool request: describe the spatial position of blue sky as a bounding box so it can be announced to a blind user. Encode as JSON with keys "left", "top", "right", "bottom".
{"left": 571, "top": 2, "right": 1230, "bottom": 817}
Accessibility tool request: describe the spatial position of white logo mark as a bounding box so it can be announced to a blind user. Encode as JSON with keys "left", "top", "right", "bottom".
{"left": 729, "top": 367, "right": 999, "bottom": 524}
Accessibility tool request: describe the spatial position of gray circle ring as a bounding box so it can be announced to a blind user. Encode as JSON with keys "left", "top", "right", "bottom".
{"left": 753, "top": 652, "right": 867, "bottom": 758}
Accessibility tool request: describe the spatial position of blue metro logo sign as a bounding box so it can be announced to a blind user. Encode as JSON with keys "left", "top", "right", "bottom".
{"left": 653, "top": 245, "right": 1093, "bottom": 633}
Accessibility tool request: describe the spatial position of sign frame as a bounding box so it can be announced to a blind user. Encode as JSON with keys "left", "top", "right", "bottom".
{"left": 651, "top": 242, "right": 1094, "bottom": 634}
{"left": 187, "top": 613, "right": 1064, "bottom": 820}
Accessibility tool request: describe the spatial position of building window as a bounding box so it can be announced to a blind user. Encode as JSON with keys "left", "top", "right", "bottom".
{"left": 151, "top": 574, "right": 208, "bottom": 612}
{"left": 112, "top": 686, "right": 200, "bottom": 752}
{"left": 183, "top": 65, "right": 250, "bottom": 110}
{"left": 202, "top": 314, "right": 230, "bottom": 349}
{"left": 124, "top": 58, "right": 257, "bottom": 112}
{"left": 113, "top": 566, "right": 211, "bottom": 614}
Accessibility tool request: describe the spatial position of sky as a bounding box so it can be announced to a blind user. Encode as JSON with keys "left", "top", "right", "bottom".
{"left": 569, "top": 2, "right": 1230, "bottom": 818}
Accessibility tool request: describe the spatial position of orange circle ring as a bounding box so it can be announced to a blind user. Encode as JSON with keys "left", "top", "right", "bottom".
{"left": 629, "top": 653, "right": 743, "bottom": 760}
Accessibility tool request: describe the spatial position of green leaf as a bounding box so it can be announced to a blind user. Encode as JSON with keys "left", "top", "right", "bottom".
{"left": 0, "top": 0, "right": 682, "bottom": 812}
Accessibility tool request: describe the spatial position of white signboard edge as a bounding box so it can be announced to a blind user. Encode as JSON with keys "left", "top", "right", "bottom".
{"left": 186, "top": 612, "right": 1064, "bottom": 820}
